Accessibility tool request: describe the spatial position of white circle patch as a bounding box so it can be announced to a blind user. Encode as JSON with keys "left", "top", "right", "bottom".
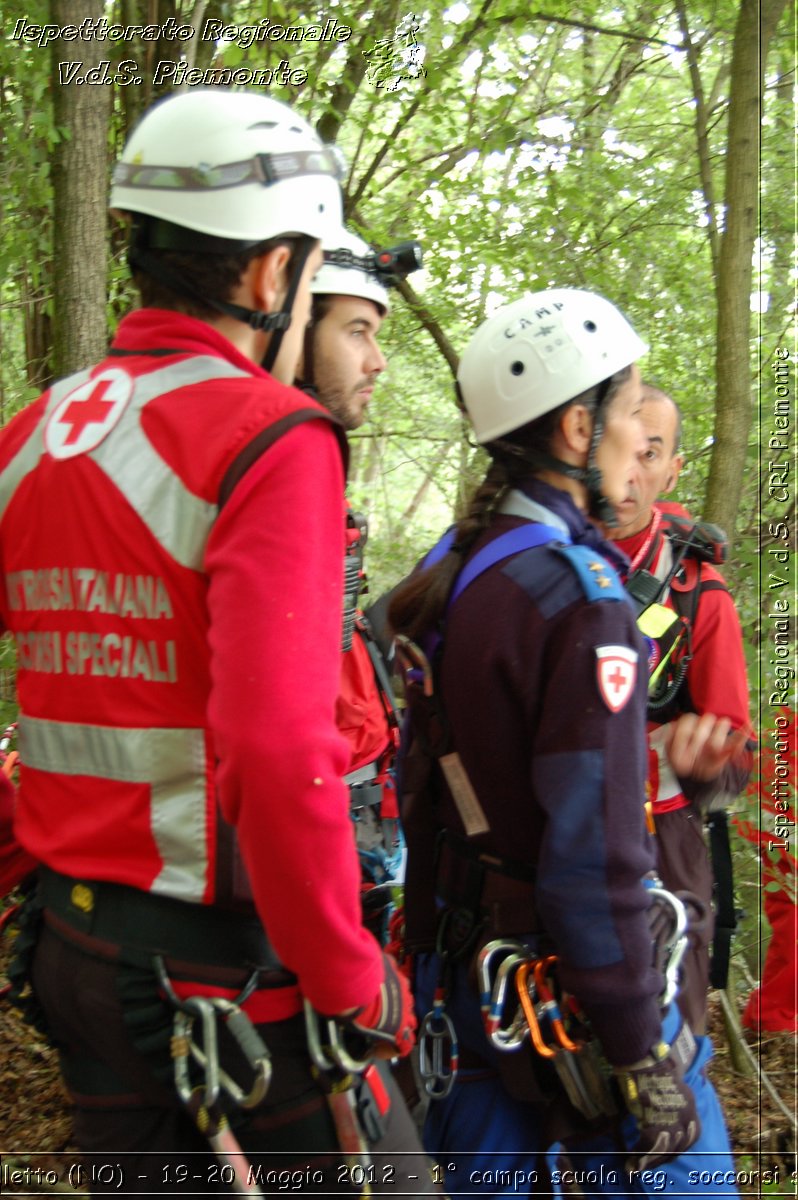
{"left": 45, "top": 369, "right": 133, "bottom": 460}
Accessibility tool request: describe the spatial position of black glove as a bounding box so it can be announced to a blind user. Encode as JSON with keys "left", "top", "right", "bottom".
{"left": 346, "top": 951, "right": 416, "bottom": 1059}
{"left": 613, "top": 1037, "right": 701, "bottom": 1171}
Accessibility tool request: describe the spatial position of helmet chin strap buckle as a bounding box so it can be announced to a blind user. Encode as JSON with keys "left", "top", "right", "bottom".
{"left": 245, "top": 309, "right": 291, "bottom": 333}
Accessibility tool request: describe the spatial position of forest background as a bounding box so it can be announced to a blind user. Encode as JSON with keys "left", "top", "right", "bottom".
{"left": 0, "top": 0, "right": 796, "bottom": 1183}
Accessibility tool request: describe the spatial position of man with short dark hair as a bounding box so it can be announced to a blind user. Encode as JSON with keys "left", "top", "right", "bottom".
{"left": 297, "top": 230, "right": 416, "bottom": 944}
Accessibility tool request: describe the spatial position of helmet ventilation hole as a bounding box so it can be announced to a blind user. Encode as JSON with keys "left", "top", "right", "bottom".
{"left": 584, "top": 320, "right": 597, "bottom": 332}
{"left": 510, "top": 361, "right": 525, "bottom": 375}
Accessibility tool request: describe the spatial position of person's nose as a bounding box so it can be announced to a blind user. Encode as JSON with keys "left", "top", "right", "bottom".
{"left": 367, "top": 341, "right": 387, "bottom": 376}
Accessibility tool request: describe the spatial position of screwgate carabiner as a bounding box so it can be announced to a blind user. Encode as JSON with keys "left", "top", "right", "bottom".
{"left": 418, "top": 991, "right": 459, "bottom": 1099}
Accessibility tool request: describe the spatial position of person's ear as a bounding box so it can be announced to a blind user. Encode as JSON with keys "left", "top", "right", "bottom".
{"left": 664, "top": 454, "right": 684, "bottom": 493}
{"left": 246, "top": 244, "right": 292, "bottom": 314}
{"left": 560, "top": 403, "right": 593, "bottom": 455}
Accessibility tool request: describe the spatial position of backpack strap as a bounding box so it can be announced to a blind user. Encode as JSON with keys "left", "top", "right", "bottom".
{"left": 706, "top": 810, "right": 738, "bottom": 990}
{"left": 449, "top": 524, "right": 567, "bottom": 605}
{"left": 415, "top": 524, "right": 568, "bottom": 670}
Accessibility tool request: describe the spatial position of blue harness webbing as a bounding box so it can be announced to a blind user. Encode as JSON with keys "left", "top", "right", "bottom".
{"left": 423, "top": 523, "right": 569, "bottom": 609}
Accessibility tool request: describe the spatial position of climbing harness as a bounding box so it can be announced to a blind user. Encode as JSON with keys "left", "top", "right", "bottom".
{"left": 458, "top": 881, "right": 695, "bottom": 1121}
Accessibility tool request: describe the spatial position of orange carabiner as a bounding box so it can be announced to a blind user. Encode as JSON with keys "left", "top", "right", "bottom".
{"left": 533, "top": 956, "right": 580, "bottom": 1052}
{"left": 515, "top": 960, "right": 556, "bottom": 1059}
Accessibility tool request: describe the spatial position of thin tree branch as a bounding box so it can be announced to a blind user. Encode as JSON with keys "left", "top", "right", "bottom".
{"left": 393, "top": 277, "right": 459, "bottom": 379}
{"left": 674, "top": 0, "right": 720, "bottom": 275}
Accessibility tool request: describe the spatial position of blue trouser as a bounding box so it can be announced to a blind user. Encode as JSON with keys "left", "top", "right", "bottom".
{"left": 416, "top": 954, "right": 738, "bottom": 1198}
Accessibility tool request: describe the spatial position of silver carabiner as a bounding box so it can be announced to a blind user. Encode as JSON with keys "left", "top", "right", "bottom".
{"left": 477, "top": 939, "right": 527, "bottom": 1021}
{"left": 172, "top": 997, "right": 221, "bottom": 1108}
{"left": 418, "top": 1005, "right": 458, "bottom": 1099}
{"left": 303, "top": 1000, "right": 371, "bottom": 1077}
{"left": 487, "top": 952, "right": 530, "bottom": 1050}
{"left": 325, "top": 1022, "right": 372, "bottom": 1076}
{"left": 304, "top": 999, "right": 337, "bottom": 1073}
{"left": 647, "top": 884, "right": 689, "bottom": 1007}
{"left": 203, "top": 998, "right": 272, "bottom": 1109}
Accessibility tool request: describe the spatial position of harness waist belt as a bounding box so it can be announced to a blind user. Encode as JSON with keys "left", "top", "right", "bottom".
{"left": 39, "top": 866, "right": 293, "bottom": 978}
{"left": 436, "top": 832, "right": 542, "bottom": 937}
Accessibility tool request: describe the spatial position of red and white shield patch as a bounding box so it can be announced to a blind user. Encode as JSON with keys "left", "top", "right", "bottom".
{"left": 45, "top": 369, "right": 133, "bottom": 460}
{"left": 595, "top": 645, "right": 638, "bottom": 713}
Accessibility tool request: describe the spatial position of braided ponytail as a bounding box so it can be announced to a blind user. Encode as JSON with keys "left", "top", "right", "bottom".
{"left": 388, "top": 458, "right": 510, "bottom": 642}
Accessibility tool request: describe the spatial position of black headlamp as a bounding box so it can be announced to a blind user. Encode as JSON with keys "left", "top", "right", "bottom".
{"left": 373, "top": 241, "right": 423, "bottom": 282}
{"left": 322, "top": 240, "right": 423, "bottom": 288}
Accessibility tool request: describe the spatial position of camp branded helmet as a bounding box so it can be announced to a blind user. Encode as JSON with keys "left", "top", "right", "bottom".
{"left": 110, "top": 89, "right": 343, "bottom": 247}
{"left": 457, "top": 289, "right": 647, "bottom": 444}
{"left": 311, "top": 229, "right": 392, "bottom": 315}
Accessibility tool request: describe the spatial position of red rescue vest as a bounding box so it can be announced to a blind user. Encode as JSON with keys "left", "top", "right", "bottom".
{"left": 0, "top": 318, "right": 341, "bottom": 907}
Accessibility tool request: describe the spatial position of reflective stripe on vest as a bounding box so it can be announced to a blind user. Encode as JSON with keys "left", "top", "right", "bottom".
{"left": 19, "top": 713, "right": 207, "bottom": 901}
{"left": 0, "top": 368, "right": 93, "bottom": 520}
{"left": 0, "top": 357, "right": 250, "bottom": 570}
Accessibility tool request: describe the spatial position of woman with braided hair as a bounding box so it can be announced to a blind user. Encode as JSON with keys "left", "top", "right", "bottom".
{"left": 390, "top": 290, "right": 738, "bottom": 1196}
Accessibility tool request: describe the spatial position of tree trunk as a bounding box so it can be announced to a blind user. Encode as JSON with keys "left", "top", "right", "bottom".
{"left": 50, "top": 0, "right": 112, "bottom": 378}
{"left": 705, "top": 0, "right": 790, "bottom": 535}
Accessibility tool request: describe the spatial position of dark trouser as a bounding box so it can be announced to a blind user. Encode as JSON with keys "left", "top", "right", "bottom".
{"left": 32, "top": 921, "right": 435, "bottom": 1196}
{"left": 653, "top": 807, "right": 714, "bottom": 1035}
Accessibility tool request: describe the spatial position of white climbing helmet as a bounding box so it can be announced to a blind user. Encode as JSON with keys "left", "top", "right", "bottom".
{"left": 311, "top": 229, "right": 391, "bottom": 314}
{"left": 458, "top": 289, "right": 648, "bottom": 443}
{"left": 110, "top": 89, "right": 344, "bottom": 246}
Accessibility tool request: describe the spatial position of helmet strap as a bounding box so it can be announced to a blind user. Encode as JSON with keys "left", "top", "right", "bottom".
{"left": 491, "top": 409, "right": 620, "bottom": 527}
{"left": 490, "top": 440, "right": 584, "bottom": 483}
{"left": 260, "top": 236, "right": 314, "bottom": 373}
{"left": 127, "top": 223, "right": 315, "bottom": 368}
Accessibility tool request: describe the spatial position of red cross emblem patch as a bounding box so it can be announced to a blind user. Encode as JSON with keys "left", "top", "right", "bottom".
{"left": 45, "top": 369, "right": 133, "bottom": 460}
{"left": 595, "top": 645, "right": 638, "bottom": 713}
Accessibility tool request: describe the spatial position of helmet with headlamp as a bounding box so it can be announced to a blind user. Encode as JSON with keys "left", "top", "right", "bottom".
{"left": 310, "top": 230, "right": 423, "bottom": 315}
